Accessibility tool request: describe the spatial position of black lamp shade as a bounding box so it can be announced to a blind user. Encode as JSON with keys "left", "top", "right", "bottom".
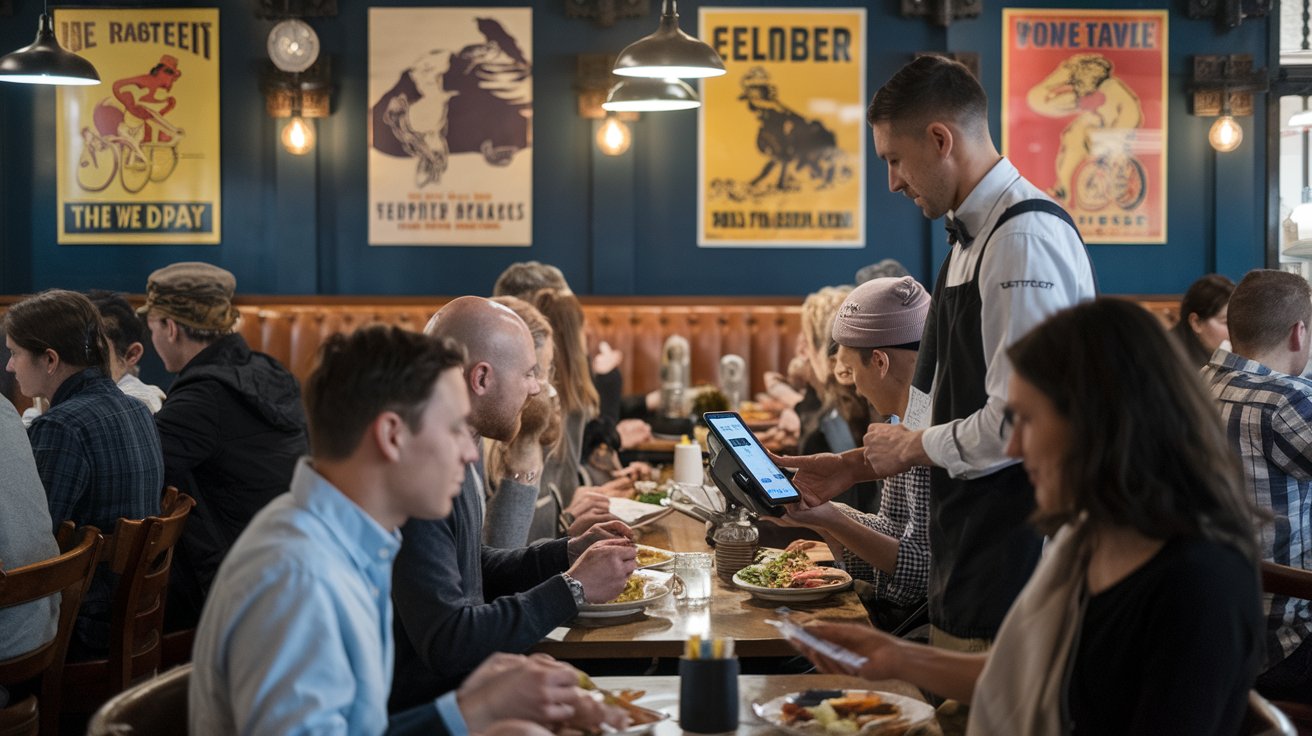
{"left": 613, "top": 7, "right": 725, "bottom": 79}
{"left": 603, "top": 77, "right": 700, "bottom": 112}
{"left": 0, "top": 14, "right": 101, "bottom": 86}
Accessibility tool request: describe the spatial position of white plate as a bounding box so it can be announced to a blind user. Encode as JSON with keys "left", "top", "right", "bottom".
{"left": 635, "top": 544, "right": 676, "bottom": 570}
{"left": 577, "top": 571, "right": 673, "bottom": 618}
{"left": 599, "top": 692, "right": 676, "bottom": 736}
{"left": 752, "top": 690, "right": 935, "bottom": 735}
{"left": 732, "top": 568, "right": 853, "bottom": 603}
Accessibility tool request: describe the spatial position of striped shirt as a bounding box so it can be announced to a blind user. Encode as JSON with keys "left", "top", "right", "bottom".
{"left": 1202, "top": 349, "right": 1312, "bottom": 669}
{"left": 835, "top": 464, "right": 931, "bottom": 608}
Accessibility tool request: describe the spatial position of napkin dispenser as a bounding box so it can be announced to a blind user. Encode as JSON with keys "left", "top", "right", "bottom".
{"left": 718, "top": 355, "right": 746, "bottom": 410}
{"left": 660, "top": 335, "right": 691, "bottom": 418}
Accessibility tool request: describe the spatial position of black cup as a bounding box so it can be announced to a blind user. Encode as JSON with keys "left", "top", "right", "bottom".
{"left": 678, "top": 657, "right": 740, "bottom": 733}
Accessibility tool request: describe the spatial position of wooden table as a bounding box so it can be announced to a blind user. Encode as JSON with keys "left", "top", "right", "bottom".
{"left": 591, "top": 673, "right": 941, "bottom": 736}
{"left": 534, "top": 513, "right": 871, "bottom": 660}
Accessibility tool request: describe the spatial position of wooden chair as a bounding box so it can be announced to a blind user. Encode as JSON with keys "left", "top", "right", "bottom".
{"left": 0, "top": 525, "right": 102, "bottom": 736}
{"left": 1259, "top": 561, "right": 1312, "bottom": 735}
{"left": 58, "top": 493, "right": 195, "bottom": 720}
{"left": 1247, "top": 690, "right": 1298, "bottom": 735}
{"left": 84, "top": 665, "right": 188, "bottom": 736}
{"left": 0, "top": 697, "right": 38, "bottom": 736}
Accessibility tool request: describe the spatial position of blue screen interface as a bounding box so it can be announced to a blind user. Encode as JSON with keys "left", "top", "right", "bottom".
{"left": 707, "top": 414, "right": 799, "bottom": 501}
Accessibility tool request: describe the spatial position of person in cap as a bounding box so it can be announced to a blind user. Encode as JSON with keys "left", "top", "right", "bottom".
{"left": 141, "top": 262, "right": 308, "bottom": 630}
{"left": 764, "top": 277, "right": 932, "bottom": 631}
{"left": 4, "top": 289, "right": 162, "bottom": 656}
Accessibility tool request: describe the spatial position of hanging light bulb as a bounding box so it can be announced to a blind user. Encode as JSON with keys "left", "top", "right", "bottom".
{"left": 281, "top": 115, "right": 315, "bottom": 155}
{"left": 0, "top": 13, "right": 100, "bottom": 86}
{"left": 1208, "top": 115, "right": 1243, "bottom": 153}
{"left": 612, "top": 0, "right": 725, "bottom": 79}
{"left": 596, "top": 115, "right": 632, "bottom": 156}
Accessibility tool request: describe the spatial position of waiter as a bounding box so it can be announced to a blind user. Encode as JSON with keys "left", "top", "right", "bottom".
{"left": 777, "top": 56, "right": 1096, "bottom": 651}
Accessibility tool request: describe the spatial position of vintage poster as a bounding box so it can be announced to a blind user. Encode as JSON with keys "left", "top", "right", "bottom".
{"left": 1002, "top": 9, "right": 1168, "bottom": 244}
{"left": 368, "top": 7, "right": 532, "bottom": 246}
{"left": 54, "top": 8, "right": 220, "bottom": 244}
{"left": 698, "top": 8, "right": 865, "bottom": 248}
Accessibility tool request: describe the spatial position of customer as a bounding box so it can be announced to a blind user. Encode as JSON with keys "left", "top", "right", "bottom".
{"left": 391, "top": 296, "right": 636, "bottom": 710}
{"left": 1170, "top": 273, "right": 1234, "bottom": 368}
{"left": 765, "top": 277, "right": 931, "bottom": 630}
{"left": 793, "top": 298, "right": 1263, "bottom": 735}
{"left": 778, "top": 56, "right": 1097, "bottom": 649}
{"left": 191, "top": 325, "right": 619, "bottom": 735}
{"left": 0, "top": 398, "right": 59, "bottom": 664}
{"left": 4, "top": 289, "right": 163, "bottom": 654}
{"left": 141, "top": 262, "right": 308, "bottom": 629}
{"left": 1202, "top": 269, "right": 1312, "bottom": 705}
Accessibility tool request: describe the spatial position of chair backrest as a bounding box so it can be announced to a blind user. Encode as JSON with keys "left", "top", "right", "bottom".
{"left": 1260, "top": 560, "right": 1312, "bottom": 601}
{"left": 0, "top": 524, "right": 102, "bottom": 736}
{"left": 0, "top": 696, "right": 38, "bottom": 736}
{"left": 59, "top": 491, "right": 195, "bottom": 717}
{"left": 85, "top": 664, "right": 189, "bottom": 736}
{"left": 1245, "top": 690, "right": 1297, "bottom": 735}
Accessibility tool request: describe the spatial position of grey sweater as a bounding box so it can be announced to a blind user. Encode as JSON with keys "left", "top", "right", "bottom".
{"left": 0, "top": 400, "right": 59, "bottom": 660}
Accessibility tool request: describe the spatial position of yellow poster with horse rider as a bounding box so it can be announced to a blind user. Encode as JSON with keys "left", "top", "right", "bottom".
{"left": 54, "top": 8, "right": 220, "bottom": 244}
{"left": 698, "top": 8, "right": 865, "bottom": 247}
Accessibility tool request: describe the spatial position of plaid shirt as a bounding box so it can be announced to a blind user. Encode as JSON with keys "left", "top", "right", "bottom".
{"left": 28, "top": 367, "right": 162, "bottom": 651}
{"left": 834, "top": 464, "right": 931, "bottom": 608}
{"left": 1203, "top": 349, "right": 1312, "bottom": 668}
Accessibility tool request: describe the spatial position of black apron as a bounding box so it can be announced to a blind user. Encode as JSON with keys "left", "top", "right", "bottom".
{"left": 912, "top": 199, "right": 1088, "bottom": 640}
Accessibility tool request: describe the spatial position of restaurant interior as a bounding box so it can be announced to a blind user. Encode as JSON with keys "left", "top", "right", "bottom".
{"left": 0, "top": 0, "right": 1310, "bottom": 734}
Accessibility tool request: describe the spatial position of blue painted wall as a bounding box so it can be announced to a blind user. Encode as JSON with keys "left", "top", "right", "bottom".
{"left": 0, "top": 0, "right": 1271, "bottom": 297}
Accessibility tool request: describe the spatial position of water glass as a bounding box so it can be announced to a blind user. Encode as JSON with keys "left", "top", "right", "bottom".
{"left": 674, "top": 552, "right": 713, "bottom": 606}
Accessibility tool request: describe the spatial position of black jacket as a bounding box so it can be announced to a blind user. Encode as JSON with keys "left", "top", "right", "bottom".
{"left": 158, "top": 333, "right": 307, "bottom": 628}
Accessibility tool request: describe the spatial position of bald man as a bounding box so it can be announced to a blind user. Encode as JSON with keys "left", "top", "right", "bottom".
{"left": 390, "top": 296, "right": 638, "bottom": 711}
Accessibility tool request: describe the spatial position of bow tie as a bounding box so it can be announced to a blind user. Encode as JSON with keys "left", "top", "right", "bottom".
{"left": 945, "top": 215, "right": 974, "bottom": 246}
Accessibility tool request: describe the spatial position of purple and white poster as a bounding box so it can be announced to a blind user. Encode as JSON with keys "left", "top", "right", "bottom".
{"left": 368, "top": 7, "right": 532, "bottom": 246}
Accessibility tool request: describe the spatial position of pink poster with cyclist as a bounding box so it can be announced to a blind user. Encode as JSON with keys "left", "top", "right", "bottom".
{"left": 54, "top": 8, "right": 220, "bottom": 244}
{"left": 1002, "top": 9, "right": 1167, "bottom": 244}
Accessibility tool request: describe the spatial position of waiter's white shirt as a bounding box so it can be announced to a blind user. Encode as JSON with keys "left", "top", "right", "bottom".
{"left": 920, "top": 158, "right": 1097, "bottom": 479}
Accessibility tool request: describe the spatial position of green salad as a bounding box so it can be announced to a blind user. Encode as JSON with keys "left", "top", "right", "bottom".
{"left": 736, "top": 549, "right": 814, "bottom": 588}
{"left": 634, "top": 488, "right": 668, "bottom": 505}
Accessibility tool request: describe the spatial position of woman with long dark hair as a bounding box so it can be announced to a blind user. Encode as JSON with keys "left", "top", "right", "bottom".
{"left": 1170, "top": 273, "right": 1235, "bottom": 367}
{"left": 791, "top": 297, "right": 1263, "bottom": 735}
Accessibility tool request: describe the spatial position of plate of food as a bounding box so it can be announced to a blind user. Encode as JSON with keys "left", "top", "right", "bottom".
{"left": 753, "top": 689, "right": 935, "bottom": 736}
{"left": 575, "top": 673, "right": 673, "bottom": 736}
{"left": 733, "top": 549, "right": 852, "bottom": 602}
{"left": 635, "top": 544, "right": 675, "bottom": 570}
{"left": 576, "top": 570, "right": 673, "bottom": 618}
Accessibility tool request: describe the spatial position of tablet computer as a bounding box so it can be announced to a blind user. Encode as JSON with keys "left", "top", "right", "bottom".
{"left": 703, "top": 411, "right": 801, "bottom": 510}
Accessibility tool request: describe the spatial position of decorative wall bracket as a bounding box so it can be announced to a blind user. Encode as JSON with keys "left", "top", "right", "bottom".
{"left": 1185, "top": 0, "right": 1269, "bottom": 29}
{"left": 1189, "top": 54, "right": 1267, "bottom": 116}
{"left": 565, "top": 0, "right": 648, "bottom": 29}
{"left": 262, "top": 58, "right": 332, "bottom": 118}
{"left": 576, "top": 54, "right": 637, "bottom": 120}
{"left": 256, "top": 0, "right": 336, "bottom": 20}
{"left": 901, "top": 0, "right": 980, "bottom": 28}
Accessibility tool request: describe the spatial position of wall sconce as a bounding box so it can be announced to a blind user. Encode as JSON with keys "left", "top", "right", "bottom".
{"left": 902, "top": 0, "right": 980, "bottom": 27}
{"left": 1185, "top": 0, "right": 1269, "bottom": 29}
{"left": 263, "top": 63, "right": 331, "bottom": 155}
{"left": 596, "top": 114, "right": 632, "bottom": 156}
{"left": 578, "top": 54, "right": 639, "bottom": 156}
{"left": 1190, "top": 54, "right": 1266, "bottom": 153}
{"left": 564, "top": 0, "right": 648, "bottom": 28}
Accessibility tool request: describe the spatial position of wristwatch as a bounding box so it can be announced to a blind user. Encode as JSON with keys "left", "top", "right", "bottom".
{"left": 561, "top": 573, "right": 587, "bottom": 606}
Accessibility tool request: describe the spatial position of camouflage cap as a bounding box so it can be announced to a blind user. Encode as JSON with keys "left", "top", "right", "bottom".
{"left": 137, "top": 261, "right": 238, "bottom": 332}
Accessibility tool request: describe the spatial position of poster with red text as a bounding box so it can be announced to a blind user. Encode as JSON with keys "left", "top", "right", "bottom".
{"left": 1002, "top": 9, "right": 1167, "bottom": 244}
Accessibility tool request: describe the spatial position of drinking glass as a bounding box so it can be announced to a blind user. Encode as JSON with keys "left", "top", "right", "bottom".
{"left": 674, "top": 552, "right": 713, "bottom": 606}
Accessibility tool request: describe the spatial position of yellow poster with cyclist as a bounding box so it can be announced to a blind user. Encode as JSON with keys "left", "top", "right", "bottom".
{"left": 54, "top": 8, "right": 219, "bottom": 244}
{"left": 1003, "top": 9, "right": 1166, "bottom": 244}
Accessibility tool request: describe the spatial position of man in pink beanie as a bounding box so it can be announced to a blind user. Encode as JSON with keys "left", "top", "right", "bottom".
{"left": 766, "top": 276, "right": 932, "bottom": 631}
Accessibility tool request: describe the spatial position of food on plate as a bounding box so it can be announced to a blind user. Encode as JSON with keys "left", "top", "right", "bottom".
{"left": 607, "top": 575, "right": 648, "bottom": 604}
{"left": 780, "top": 693, "right": 902, "bottom": 734}
{"left": 737, "top": 550, "right": 849, "bottom": 589}
{"left": 636, "top": 546, "right": 673, "bottom": 567}
{"left": 738, "top": 401, "right": 775, "bottom": 424}
{"left": 633, "top": 487, "right": 668, "bottom": 506}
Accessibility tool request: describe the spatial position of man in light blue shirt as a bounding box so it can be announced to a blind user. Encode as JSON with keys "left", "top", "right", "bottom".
{"left": 190, "top": 326, "right": 612, "bottom": 735}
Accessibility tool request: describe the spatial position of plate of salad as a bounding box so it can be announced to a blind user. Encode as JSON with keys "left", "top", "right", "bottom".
{"left": 733, "top": 550, "right": 852, "bottom": 602}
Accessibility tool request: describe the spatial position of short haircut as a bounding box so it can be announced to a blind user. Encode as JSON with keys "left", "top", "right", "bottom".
{"left": 87, "top": 290, "right": 144, "bottom": 360}
{"left": 1007, "top": 297, "right": 1257, "bottom": 562}
{"left": 1228, "top": 269, "right": 1312, "bottom": 355}
{"left": 867, "top": 55, "right": 988, "bottom": 134}
{"left": 492, "top": 261, "right": 570, "bottom": 300}
{"left": 303, "top": 324, "right": 467, "bottom": 460}
{"left": 2, "top": 289, "right": 111, "bottom": 375}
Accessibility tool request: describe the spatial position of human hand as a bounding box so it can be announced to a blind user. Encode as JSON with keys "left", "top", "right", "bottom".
{"left": 566, "top": 538, "right": 638, "bottom": 603}
{"left": 768, "top": 449, "right": 864, "bottom": 505}
{"left": 616, "top": 419, "right": 653, "bottom": 449}
{"left": 567, "top": 519, "right": 634, "bottom": 560}
{"left": 564, "top": 491, "right": 617, "bottom": 537}
{"left": 592, "top": 341, "right": 624, "bottom": 376}
{"left": 559, "top": 689, "right": 630, "bottom": 733}
{"left": 596, "top": 476, "right": 635, "bottom": 497}
{"left": 780, "top": 500, "right": 842, "bottom": 529}
{"left": 790, "top": 623, "right": 905, "bottom": 681}
{"left": 862, "top": 424, "right": 927, "bottom": 478}
{"left": 457, "top": 653, "right": 581, "bottom": 731}
{"left": 476, "top": 719, "right": 555, "bottom": 736}
{"left": 613, "top": 462, "right": 653, "bottom": 482}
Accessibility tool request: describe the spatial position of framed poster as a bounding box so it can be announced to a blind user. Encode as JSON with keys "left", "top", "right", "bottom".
{"left": 698, "top": 8, "right": 865, "bottom": 248}
{"left": 54, "top": 8, "right": 220, "bottom": 244}
{"left": 1002, "top": 9, "right": 1168, "bottom": 244}
{"left": 368, "top": 7, "right": 532, "bottom": 246}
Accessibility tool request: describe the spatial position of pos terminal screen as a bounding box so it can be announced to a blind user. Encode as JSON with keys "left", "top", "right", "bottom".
{"left": 704, "top": 413, "right": 800, "bottom": 503}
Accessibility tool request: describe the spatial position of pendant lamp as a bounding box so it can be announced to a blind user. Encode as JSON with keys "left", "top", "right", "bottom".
{"left": 603, "top": 77, "right": 700, "bottom": 113}
{"left": 612, "top": 0, "right": 725, "bottom": 80}
{"left": 0, "top": 11, "right": 100, "bottom": 86}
